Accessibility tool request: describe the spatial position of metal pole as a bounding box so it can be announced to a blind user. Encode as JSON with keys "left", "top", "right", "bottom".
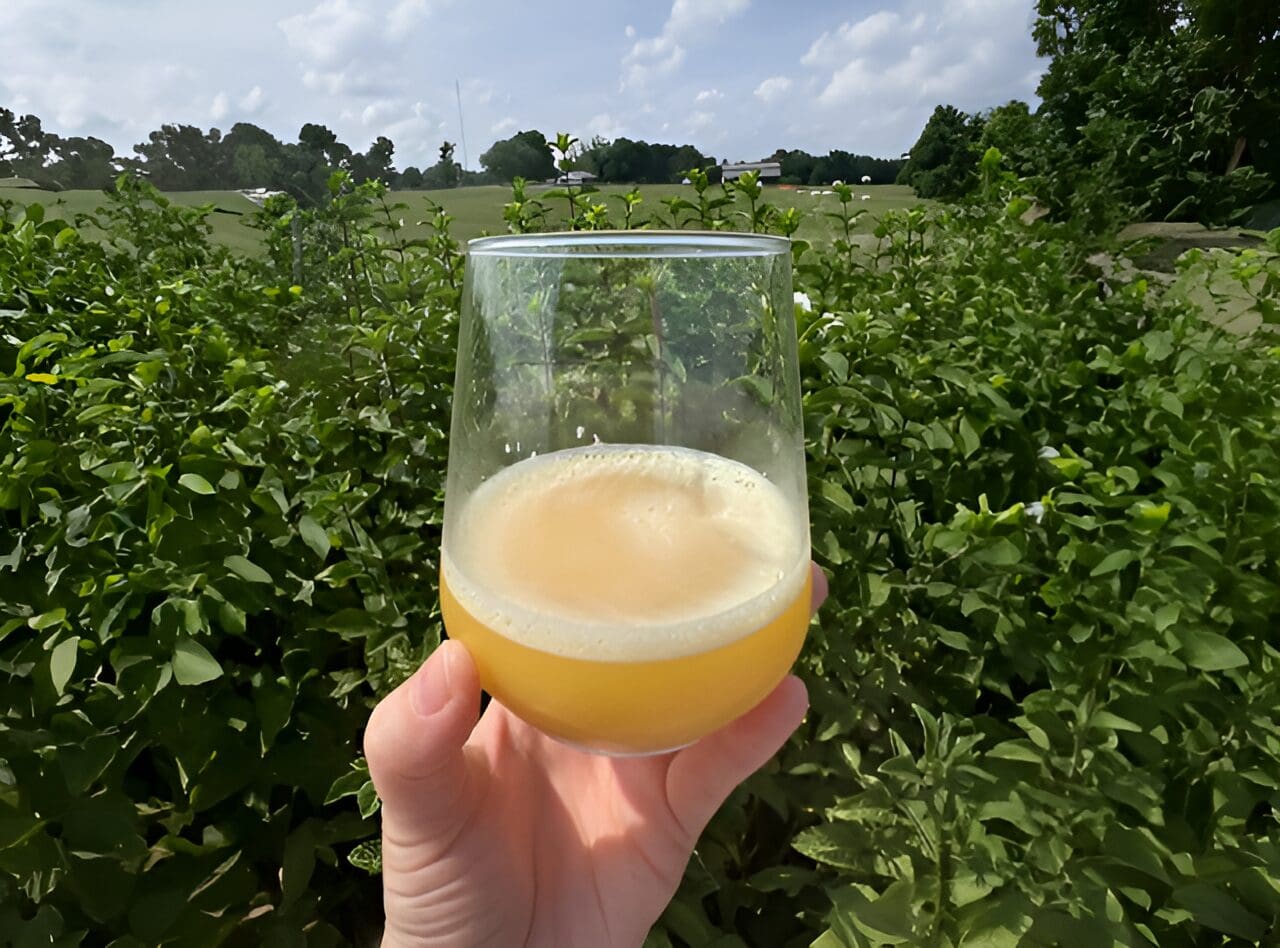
{"left": 455, "top": 79, "right": 469, "bottom": 172}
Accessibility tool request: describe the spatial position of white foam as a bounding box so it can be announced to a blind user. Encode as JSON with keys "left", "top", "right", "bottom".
{"left": 442, "top": 444, "right": 809, "bottom": 661}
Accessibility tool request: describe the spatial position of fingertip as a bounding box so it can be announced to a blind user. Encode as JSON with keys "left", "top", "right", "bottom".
{"left": 408, "top": 639, "right": 478, "bottom": 719}
{"left": 778, "top": 673, "right": 809, "bottom": 719}
{"left": 810, "top": 562, "right": 829, "bottom": 614}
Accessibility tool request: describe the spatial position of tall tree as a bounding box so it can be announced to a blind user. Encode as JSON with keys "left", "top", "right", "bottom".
{"left": 1030, "top": 0, "right": 1278, "bottom": 224}
{"left": 480, "top": 130, "right": 556, "bottom": 182}
{"left": 416, "top": 140, "right": 460, "bottom": 189}
{"left": 896, "top": 105, "right": 983, "bottom": 199}
{"left": 132, "top": 125, "right": 227, "bottom": 190}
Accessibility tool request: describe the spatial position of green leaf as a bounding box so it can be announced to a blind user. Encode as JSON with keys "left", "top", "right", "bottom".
{"left": 357, "top": 780, "right": 381, "bottom": 818}
{"left": 224, "top": 554, "right": 273, "bottom": 584}
{"left": 1089, "top": 710, "right": 1142, "bottom": 733}
{"left": 178, "top": 473, "right": 215, "bottom": 495}
{"left": 298, "top": 515, "right": 331, "bottom": 559}
{"left": 171, "top": 638, "right": 224, "bottom": 685}
{"left": 1171, "top": 883, "right": 1266, "bottom": 941}
{"left": 820, "top": 480, "right": 855, "bottom": 515}
{"left": 1091, "top": 549, "right": 1138, "bottom": 576}
{"left": 50, "top": 636, "right": 79, "bottom": 695}
{"left": 281, "top": 824, "right": 317, "bottom": 909}
{"left": 29, "top": 608, "right": 67, "bottom": 631}
{"left": 1175, "top": 627, "right": 1249, "bottom": 671}
{"left": 975, "top": 538, "right": 1021, "bottom": 566}
{"left": 347, "top": 839, "right": 382, "bottom": 875}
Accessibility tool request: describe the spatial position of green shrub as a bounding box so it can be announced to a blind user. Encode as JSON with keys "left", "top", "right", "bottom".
{"left": 0, "top": 176, "right": 458, "bottom": 945}
{"left": 2, "top": 167, "right": 1279, "bottom": 947}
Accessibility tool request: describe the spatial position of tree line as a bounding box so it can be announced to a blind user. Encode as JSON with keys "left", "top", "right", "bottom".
{"left": 1, "top": 110, "right": 904, "bottom": 201}
{"left": 897, "top": 0, "right": 1278, "bottom": 227}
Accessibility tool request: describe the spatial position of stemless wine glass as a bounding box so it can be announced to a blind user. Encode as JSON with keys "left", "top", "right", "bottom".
{"left": 439, "top": 231, "right": 810, "bottom": 756}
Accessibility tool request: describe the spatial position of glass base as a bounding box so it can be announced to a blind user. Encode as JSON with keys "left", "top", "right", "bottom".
{"left": 548, "top": 732, "right": 694, "bottom": 758}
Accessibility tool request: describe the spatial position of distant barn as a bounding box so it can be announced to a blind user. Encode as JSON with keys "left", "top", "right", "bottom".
{"left": 721, "top": 161, "right": 781, "bottom": 182}
{"left": 555, "top": 170, "right": 598, "bottom": 185}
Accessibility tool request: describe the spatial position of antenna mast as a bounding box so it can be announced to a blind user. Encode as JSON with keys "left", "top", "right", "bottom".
{"left": 455, "top": 79, "right": 469, "bottom": 171}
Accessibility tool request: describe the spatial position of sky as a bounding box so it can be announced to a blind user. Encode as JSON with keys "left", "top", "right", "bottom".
{"left": 0, "top": 0, "right": 1047, "bottom": 171}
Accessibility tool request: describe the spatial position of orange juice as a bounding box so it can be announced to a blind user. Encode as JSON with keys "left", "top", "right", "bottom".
{"left": 440, "top": 444, "right": 810, "bottom": 754}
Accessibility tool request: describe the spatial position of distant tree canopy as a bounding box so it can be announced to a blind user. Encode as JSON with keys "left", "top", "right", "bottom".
{"left": 1025, "top": 0, "right": 1279, "bottom": 226}
{"left": 769, "top": 148, "right": 905, "bottom": 187}
{"left": 479, "top": 130, "right": 556, "bottom": 183}
{"left": 896, "top": 105, "right": 984, "bottom": 200}
{"left": 0, "top": 114, "right": 424, "bottom": 204}
{"left": 2, "top": 107, "right": 912, "bottom": 201}
{"left": 572, "top": 138, "right": 711, "bottom": 184}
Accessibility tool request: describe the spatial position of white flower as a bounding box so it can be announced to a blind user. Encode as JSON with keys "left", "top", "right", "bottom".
{"left": 1038, "top": 446, "right": 1060, "bottom": 459}
{"left": 794, "top": 291, "right": 812, "bottom": 312}
{"left": 1026, "top": 502, "right": 1046, "bottom": 522}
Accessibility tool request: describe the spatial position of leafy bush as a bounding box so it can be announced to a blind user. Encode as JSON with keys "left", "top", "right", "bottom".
{"left": 0, "top": 176, "right": 458, "bottom": 944}
{"left": 647, "top": 168, "right": 1280, "bottom": 946}
{"left": 2, "top": 165, "right": 1279, "bottom": 947}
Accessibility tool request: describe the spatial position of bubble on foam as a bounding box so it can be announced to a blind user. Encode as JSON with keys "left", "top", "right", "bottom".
{"left": 443, "top": 444, "right": 809, "bottom": 661}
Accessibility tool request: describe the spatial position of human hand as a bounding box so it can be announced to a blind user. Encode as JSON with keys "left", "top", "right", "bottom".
{"left": 364, "top": 563, "right": 828, "bottom": 948}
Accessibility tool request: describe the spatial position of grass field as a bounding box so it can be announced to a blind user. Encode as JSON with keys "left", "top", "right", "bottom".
{"left": 0, "top": 181, "right": 923, "bottom": 253}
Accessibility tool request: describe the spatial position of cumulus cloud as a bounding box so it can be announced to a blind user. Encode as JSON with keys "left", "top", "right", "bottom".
{"left": 695, "top": 88, "right": 723, "bottom": 103}
{"left": 278, "top": 0, "right": 374, "bottom": 66}
{"left": 585, "top": 112, "right": 625, "bottom": 140}
{"left": 490, "top": 116, "right": 519, "bottom": 136}
{"left": 802, "top": 0, "right": 1042, "bottom": 114}
{"left": 753, "top": 75, "right": 792, "bottom": 104}
{"left": 239, "top": 86, "right": 266, "bottom": 114}
{"left": 686, "top": 110, "right": 715, "bottom": 132}
{"left": 387, "top": 0, "right": 438, "bottom": 35}
{"left": 210, "top": 92, "right": 230, "bottom": 121}
{"left": 621, "top": 0, "right": 751, "bottom": 90}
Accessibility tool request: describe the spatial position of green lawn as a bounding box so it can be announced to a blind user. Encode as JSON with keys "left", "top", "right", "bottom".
{"left": 1, "top": 182, "right": 924, "bottom": 253}
{"left": 409, "top": 183, "right": 922, "bottom": 245}
{"left": 0, "top": 184, "right": 267, "bottom": 256}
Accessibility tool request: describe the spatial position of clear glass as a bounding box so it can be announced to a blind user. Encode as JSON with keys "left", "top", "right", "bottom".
{"left": 440, "top": 231, "right": 811, "bottom": 755}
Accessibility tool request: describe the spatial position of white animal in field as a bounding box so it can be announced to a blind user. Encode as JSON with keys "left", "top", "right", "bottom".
{"left": 861, "top": 194, "right": 871, "bottom": 201}
{"left": 861, "top": 175, "right": 872, "bottom": 183}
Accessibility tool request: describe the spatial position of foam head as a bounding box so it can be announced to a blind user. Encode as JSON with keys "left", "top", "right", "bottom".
{"left": 442, "top": 444, "right": 809, "bottom": 661}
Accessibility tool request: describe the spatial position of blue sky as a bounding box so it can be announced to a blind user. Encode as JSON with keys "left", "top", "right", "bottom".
{"left": 0, "top": 0, "right": 1046, "bottom": 170}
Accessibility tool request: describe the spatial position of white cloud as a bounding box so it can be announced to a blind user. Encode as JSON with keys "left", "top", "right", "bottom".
{"left": 361, "top": 99, "right": 400, "bottom": 126}
{"left": 802, "top": 0, "right": 1043, "bottom": 117}
{"left": 210, "top": 92, "right": 230, "bottom": 121}
{"left": 685, "top": 110, "right": 715, "bottom": 132}
{"left": 695, "top": 88, "right": 723, "bottom": 103}
{"left": 624, "top": 24, "right": 635, "bottom": 38}
{"left": 621, "top": 0, "right": 751, "bottom": 90}
{"left": 802, "top": 11, "right": 902, "bottom": 67}
{"left": 239, "top": 86, "right": 266, "bottom": 114}
{"left": 490, "top": 116, "right": 519, "bottom": 136}
{"left": 278, "top": 0, "right": 373, "bottom": 66}
{"left": 753, "top": 75, "right": 792, "bottom": 104}
{"left": 585, "top": 112, "right": 624, "bottom": 141}
{"left": 387, "top": 0, "right": 437, "bottom": 34}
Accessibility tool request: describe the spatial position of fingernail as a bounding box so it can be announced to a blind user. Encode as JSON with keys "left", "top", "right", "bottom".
{"left": 410, "top": 644, "right": 453, "bottom": 719}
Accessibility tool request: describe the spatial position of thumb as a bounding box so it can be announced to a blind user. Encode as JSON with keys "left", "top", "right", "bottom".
{"left": 363, "top": 639, "right": 481, "bottom": 840}
{"left": 664, "top": 674, "right": 808, "bottom": 840}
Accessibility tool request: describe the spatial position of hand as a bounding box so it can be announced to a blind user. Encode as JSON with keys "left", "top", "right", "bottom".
{"left": 364, "top": 563, "right": 828, "bottom": 948}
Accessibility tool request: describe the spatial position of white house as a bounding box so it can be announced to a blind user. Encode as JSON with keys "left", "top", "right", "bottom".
{"left": 555, "top": 170, "right": 598, "bottom": 185}
{"left": 721, "top": 160, "right": 781, "bottom": 182}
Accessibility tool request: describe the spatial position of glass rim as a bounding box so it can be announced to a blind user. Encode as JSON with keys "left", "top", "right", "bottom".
{"left": 466, "top": 230, "right": 791, "bottom": 259}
